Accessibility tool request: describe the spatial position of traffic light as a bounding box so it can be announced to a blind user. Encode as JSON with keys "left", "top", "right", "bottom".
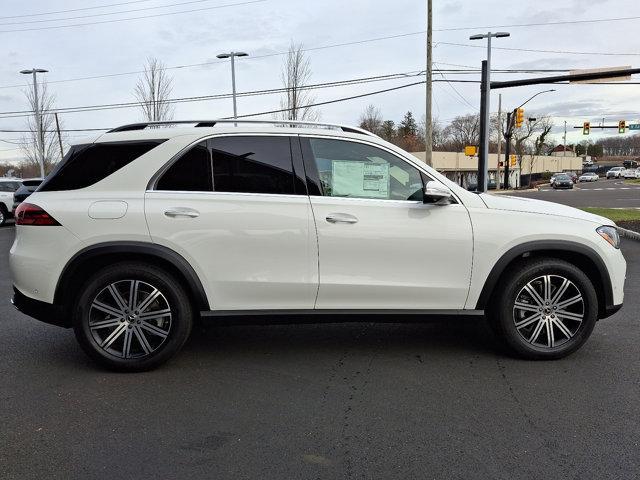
{"left": 619, "top": 120, "right": 626, "bottom": 134}
{"left": 515, "top": 108, "right": 525, "bottom": 128}
{"left": 583, "top": 122, "right": 590, "bottom": 135}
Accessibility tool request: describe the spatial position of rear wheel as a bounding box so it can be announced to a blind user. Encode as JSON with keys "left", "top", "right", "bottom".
{"left": 488, "top": 258, "right": 598, "bottom": 360}
{"left": 73, "top": 262, "right": 193, "bottom": 371}
{"left": 0, "top": 205, "right": 7, "bottom": 227}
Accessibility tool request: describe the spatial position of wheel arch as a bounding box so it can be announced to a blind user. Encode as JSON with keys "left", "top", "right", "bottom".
{"left": 476, "top": 241, "right": 614, "bottom": 318}
{"left": 54, "top": 242, "right": 210, "bottom": 312}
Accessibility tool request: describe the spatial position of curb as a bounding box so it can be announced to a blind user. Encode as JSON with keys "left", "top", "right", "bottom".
{"left": 618, "top": 227, "right": 640, "bottom": 242}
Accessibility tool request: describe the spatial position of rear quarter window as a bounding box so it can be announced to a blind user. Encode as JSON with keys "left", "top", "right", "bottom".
{"left": 40, "top": 140, "right": 166, "bottom": 191}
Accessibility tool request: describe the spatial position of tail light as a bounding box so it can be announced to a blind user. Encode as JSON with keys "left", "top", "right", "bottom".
{"left": 14, "top": 203, "right": 61, "bottom": 226}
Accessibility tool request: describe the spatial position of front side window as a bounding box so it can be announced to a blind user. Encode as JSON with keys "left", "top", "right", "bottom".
{"left": 156, "top": 142, "right": 212, "bottom": 191}
{"left": 209, "top": 136, "right": 295, "bottom": 195}
{"left": 309, "top": 138, "right": 423, "bottom": 201}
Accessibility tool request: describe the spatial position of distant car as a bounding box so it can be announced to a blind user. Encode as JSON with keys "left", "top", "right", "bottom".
{"left": 565, "top": 172, "right": 578, "bottom": 183}
{"left": 466, "top": 179, "right": 497, "bottom": 191}
{"left": 552, "top": 174, "right": 574, "bottom": 189}
{"left": 579, "top": 172, "right": 599, "bottom": 182}
{"left": 549, "top": 173, "right": 561, "bottom": 186}
{"left": 0, "top": 177, "right": 23, "bottom": 226}
{"left": 606, "top": 167, "right": 625, "bottom": 179}
{"left": 13, "top": 178, "right": 42, "bottom": 213}
{"left": 623, "top": 168, "right": 638, "bottom": 179}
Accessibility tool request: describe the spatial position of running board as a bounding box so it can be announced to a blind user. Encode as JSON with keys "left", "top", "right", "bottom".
{"left": 199, "top": 309, "right": 485, "bottom": 325}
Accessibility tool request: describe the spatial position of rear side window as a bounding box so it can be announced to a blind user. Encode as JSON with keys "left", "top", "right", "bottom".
{"left": 40, "top": 140, "right": 165, "bottom": 191}
{"left": 210, "top": 136, "right": 295, "bottom": 195}
{"left": 156, "top": 142, "right": 212, "bottom": 191}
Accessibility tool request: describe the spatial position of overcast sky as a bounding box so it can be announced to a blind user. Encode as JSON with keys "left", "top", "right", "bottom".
{"left": 1, "top": 0, "right": 639, "bottom": 161}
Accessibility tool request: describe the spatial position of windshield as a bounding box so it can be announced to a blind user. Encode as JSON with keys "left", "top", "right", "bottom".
{"left": 0, "top": 181, "right": 22, "bottom": 192}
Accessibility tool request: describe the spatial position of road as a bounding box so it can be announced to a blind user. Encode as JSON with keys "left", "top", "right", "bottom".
{"left": 1, "top": 205, "right": 639, "bottom": 479}
{"left": 509, "top": 178, "right": 640, "bottom": 208}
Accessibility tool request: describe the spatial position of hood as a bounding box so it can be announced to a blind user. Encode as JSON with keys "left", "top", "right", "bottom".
{"left": 480, "top": 194, "right": 613, "bottom": 225}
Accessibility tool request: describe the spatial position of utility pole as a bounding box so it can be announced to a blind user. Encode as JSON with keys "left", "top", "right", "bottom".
{"left": 470, "top": 31, "right": 510, "bottom": 192}
{"left": 563, "top": 120, "right": 567, "bottom": 157}
{"left": 496, "top": 93, "right": 502, "bottom": 190}
{"left": 424, "top": 0, "right": 433, "bottom": 166}
{"left": 478, "top": 61, "right": 489, "bottom": 192}
{"left": 54, "top": 113, "right": 64, "bottom": 161}
{"left": 216, "top": 51, "right": 249, "bottom": 119}
{"left": 20, "top": 68, "right": 48, "bottom": 179}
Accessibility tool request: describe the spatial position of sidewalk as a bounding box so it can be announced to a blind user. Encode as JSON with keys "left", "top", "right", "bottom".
{"left": 489, "top": 185, "right": 547, "bottom": 195}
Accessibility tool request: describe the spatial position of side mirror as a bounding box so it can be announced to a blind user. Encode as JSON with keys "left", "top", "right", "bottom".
{"left": 423, "top": 181, "right": 453, "bottom": 205}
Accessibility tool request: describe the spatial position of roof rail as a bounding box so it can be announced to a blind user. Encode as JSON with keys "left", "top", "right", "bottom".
{"left": 106, "top": 119, "right": 378, "bottom": 137}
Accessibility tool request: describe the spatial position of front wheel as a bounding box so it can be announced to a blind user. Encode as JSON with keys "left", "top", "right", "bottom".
{"left": 0, "top": 206, "right": 7, "bottom": 227}
{"left": 488, "top": 258, "right": 598, "bottom": 360}
{"left": 73, "top": 262, "right": 194, "bottom": 371}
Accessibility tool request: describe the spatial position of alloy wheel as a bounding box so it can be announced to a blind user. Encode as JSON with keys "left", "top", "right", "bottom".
{"left": 88, "top": 280, "right": 172, "bottom": 359}
{"left": 512, "top": 275, "right": 584, "bottom": 349}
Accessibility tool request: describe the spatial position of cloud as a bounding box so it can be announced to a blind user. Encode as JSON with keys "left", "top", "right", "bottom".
{"left": 438, "top": 1, "right": 463, "bottom": 15}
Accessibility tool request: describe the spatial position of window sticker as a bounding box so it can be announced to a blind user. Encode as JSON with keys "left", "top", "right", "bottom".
{"left": 331, "top": 160, "right": 390, "bottom": 199}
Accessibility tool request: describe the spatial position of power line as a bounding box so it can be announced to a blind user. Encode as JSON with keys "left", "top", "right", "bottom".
{"left": 433, "top": 67, "right": 478, "bottom": 111}
{"left": 235, "top": 81, "right": 427, "bottom": 119}
{"left": 0, "top": 0, "right": 156, "bottom": 20}
{"left": 0, "top": 0, "right": 266, "bottom": 33}
{"left": 1, "top": 77, "right": 480, "bottom": 131}
{"left": 0, "top": 32, "right": 432, "bottom": 89}
{"left": 433, "top": 15, "right": 640, "bottom": 32}
{"left": 0, "top": 71, "right": 429, "bottom": 118}
{"left": 0, "top": 0, "right": 231, "bottom": 26}
{"left": 438, "top": 41, "right": 640, "bottom": 57}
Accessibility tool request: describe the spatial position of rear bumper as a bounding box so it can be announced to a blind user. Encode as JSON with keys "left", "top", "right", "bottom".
{"left": 11, "top": 287, "right": 70, "bottom": 328}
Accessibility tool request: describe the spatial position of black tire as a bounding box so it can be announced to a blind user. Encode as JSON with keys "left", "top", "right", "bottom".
{"left": 73, "top": 262, "right": 193, "bottom": 371}
{"left": 487, "top": 258, "right": 598, "bottom": 360}
{"left": 0, "top": 205, "right": 7, "bottom": 227}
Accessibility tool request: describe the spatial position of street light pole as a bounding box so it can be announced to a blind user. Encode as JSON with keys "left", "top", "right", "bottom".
{"left": 470, "top": 32, "right": 509, "bottom": 192}
{"left": 20, "top": 68, "right": 48, "bottom": 178}
{"left": 217, "top": 52, "right": 249, "bottom": 119}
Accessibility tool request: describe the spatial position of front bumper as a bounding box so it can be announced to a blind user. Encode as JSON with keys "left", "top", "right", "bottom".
{"left": 11, "top": 287, "right": 71, "bottom": 328}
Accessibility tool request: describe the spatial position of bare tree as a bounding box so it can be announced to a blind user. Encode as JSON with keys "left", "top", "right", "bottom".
{"left": 135, "top": 57, "right": 174, "bottom": 122}
{"left": 442, "top": 114, "right": 480, "bottom": 151}
{"left": 359, "top": 105, "right": 383, "bottom": 134}
{"left": 278, "top": 42, "right": 319, "bottom": 121}
{"left": 20, "top": 82, "right": 65, "bottom": 176}
{"left": 509, "top": 116, "right": 554, "bottom": 183}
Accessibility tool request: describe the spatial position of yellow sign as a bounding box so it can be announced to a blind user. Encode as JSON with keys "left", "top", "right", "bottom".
{"left": 464, "top": 146, "right": 477, "bottom": 156}
{"left": 510, "top": 155, "right": 517, "bottom": 167}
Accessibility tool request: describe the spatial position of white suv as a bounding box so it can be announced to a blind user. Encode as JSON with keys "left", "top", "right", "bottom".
{"left": 0, "top": 177, "right": 23, "bottom": 226}
{"left": 10, "top": 120, "right": 627, "bottom": 370}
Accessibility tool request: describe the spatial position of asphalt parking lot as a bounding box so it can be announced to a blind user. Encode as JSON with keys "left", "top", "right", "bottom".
{"left": 1, "top": 202, "right": 639, "bottom": 479}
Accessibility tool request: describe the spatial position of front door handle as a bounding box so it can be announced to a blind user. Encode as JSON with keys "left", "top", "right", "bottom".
{"left": 326, "top": 213, "right": 358, "bottom": 224}
{"left": 164, "top": 208, "right": 200, "bottom": 218}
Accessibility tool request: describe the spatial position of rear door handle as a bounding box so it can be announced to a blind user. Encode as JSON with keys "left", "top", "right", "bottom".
{"left": 164, "top": 208, "right": 200, "bottom": 218}
{"left": 326, "top": 213, "right": 358, "bottom": 224}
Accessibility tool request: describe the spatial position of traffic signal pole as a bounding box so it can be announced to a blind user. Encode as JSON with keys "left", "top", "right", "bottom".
{"left": 503, "top": 110, "right": 513, "bottom": 189}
